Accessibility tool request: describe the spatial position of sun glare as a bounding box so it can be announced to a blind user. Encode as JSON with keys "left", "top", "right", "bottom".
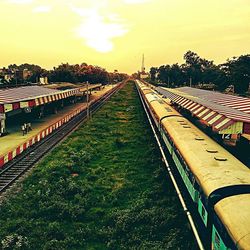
{"left": 32, "top": 5, "right": 52, "bottom": 13}
{"left": 72, "top": 6, "right": 128, "bottom": 53}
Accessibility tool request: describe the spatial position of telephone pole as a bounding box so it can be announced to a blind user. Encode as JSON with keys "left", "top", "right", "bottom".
{"left": 141, "top": 54, "right": 145, "bottom": 73}
{"left": 86, "top": 81, "right": 90, "bottom": 119}
{"left": 189, "top": 77, "right": 192, "bottom": 87}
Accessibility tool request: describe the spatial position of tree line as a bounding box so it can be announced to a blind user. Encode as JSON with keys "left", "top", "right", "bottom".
{"left": 4, "top": 63, "right": 128, "bottom": 85}
{"left": 149, "top": 51, "right": 250, "bottom": 94}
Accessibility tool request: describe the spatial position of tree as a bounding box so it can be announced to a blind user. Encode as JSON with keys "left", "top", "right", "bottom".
{"left": 48, "top": 63, "right": 78, "bottom": 83}
{"left": 48, "top": 63, "right": 113, "bottom": 84}
{"left": 183, "top": 51, "right": 203, "bottom": 85}
{"left": 169, "top": 64, "right": 185, "bottom": 86}
{"left": 149, "top": 67, "right": 158, "bottom": 82}
{"left": 222, "top": 55, "right": 250, "bottom": 93}
{"left": 157, "top": 65, "right": 170, "bottom": 83}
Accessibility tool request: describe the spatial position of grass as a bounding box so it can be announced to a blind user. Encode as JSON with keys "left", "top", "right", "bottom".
{"left": 0, "top": 82, "right": 196, "bottom": 249}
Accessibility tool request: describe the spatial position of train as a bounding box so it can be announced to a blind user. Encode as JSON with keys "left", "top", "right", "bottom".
{"left": 136, "top": 80, "right": 250, "bottom": 250}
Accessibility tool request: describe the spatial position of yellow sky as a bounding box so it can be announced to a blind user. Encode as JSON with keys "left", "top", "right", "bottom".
{"left": 0, "top": 0, "right": 250, "bottom": 73}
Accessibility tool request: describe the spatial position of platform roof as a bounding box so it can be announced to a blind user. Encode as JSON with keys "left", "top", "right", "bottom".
{"left": 0, "top": 86, "right": 65, "bottom": 104}
{"left": 0, "top": 85, "right": 79, "bottom": 113}
{"left": 175, "top": 87, "right": 250, "bottom": 114}
{"left": 157, "top": 87, "right": 250, "bottom": 134}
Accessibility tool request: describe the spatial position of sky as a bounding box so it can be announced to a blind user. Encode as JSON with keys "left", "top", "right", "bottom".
{"left": 0, "top": 0, "right": 250, "bottom": 73}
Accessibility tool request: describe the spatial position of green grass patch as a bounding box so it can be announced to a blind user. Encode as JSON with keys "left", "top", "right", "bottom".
{"left": 0, "top": 82, "right": 196, "bottom": 249}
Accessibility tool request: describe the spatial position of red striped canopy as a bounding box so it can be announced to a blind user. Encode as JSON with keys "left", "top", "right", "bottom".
{"left": 177, "top": 87, "right": 250, "bottom": 115}
{"left": 0, "top": 85, "right": 80, "bottom": 113}
{"left": 157, "top": 86, "right": 250, "bottom": 133}
{"left": 0, "top": 86, "right": 68, "bottom": 104}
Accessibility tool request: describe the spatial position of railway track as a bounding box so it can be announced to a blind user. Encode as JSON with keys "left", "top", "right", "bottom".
{"left": 0, "top": 82, "right": 125, "bottom": 197}
{"left": 136, "top": 82, "right": 204, "bottom": 250}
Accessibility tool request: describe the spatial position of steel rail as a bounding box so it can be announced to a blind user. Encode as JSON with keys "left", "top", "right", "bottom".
{"left": 136, "top": 83, "right": 205, "bottom": 250}
{"left": 0, "top": 82, "right": 125, "bottom": 196}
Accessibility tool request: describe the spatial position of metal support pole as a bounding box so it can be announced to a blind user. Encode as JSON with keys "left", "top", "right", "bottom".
{"left": 87, "top": 81, "right": 90, "bottom": 119}
{"left": 0, "top": 114, "right": 6, "bottom": 135}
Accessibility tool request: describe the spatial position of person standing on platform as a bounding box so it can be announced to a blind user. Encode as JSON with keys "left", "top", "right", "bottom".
{"left": 24, "top": 123, "right": 28, "bottom": 134}
{"left": 21, "top": 125, "right": 25, "bottom": 136}
{"left": 28, "top": 123, "right": 32, "bottom": 132}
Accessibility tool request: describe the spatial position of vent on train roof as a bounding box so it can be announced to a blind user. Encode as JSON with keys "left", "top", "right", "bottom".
{"left": 207, "top": 149, "right": 218, "bottom": 153}
{"left": 214, "top": 156, "right": 227, "bottom": 161}
{"left": 195, "top": 137, "right": 204, "bottom": 141}
{"left": 183, "top": 125, "right": 191, "bottom": 128}
{"left": 165, "top": 108, "right": 172, "bottom": 112}
{"left": 177, "top": 120, "right": 185, "bottom": 122}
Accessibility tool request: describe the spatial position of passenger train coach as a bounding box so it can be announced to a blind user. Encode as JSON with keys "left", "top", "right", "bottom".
{"left": 136, "top": 80, "right": 250, "bottom": 250}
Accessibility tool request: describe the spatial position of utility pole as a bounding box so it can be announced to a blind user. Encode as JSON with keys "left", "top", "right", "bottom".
{"left": 15, "top": 69, "right": 17, "bottom": 86}
{"left": 141, "top": 54, "right": 145, "bottom": 73}
{"left": 189, "top": 77, "right": 192, "bottom": 87}
{"left": 86, "top": 81, "right": 90, "bottom": 119}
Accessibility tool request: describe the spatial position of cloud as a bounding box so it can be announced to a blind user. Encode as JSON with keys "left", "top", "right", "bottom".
{"left": 123, "top": 0, "right": 150, "bottom": 4}
{"left": 8, "top": 0, "right": 33, "bottom": 4}
{"left": 33, "top": 5, "right": 52, "bottom": 13}
{"left": 71, "top": 6, "right": 128, "bottom": 53}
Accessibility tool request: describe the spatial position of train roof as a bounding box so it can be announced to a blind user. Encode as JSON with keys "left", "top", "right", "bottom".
{"left": 143, "top": 89, "right": 154, "bottom": 95}
{"left": 145, "top": 93, "right": 162, "bottom": 103}
{"left": 215, "top": 194, "right": 250, "bottom": 248}
{"left": 141, "top": 86, "right": 250, "bottom": 197}
{"left": 160, "top": 106, "right": 250, "bottom": 196}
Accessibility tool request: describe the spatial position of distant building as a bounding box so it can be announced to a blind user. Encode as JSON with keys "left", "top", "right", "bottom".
{"left": 0, "top": 68, "right": 14, "bottom": 83}
{"left": 0, "top": 68, "right": 34, "bottom": 83}
{"left": 139, "top": 72, "right": 150, "bottom": 79}
{"left": 224, "top": 85, "right": 235, "bottom": 94}
{"left": 23, "top": 68, "right": 32, "bottom": 80}
{"left": 4, "top": 74, "right": 14, "bottom": 82}
{"left": 139, "top": 54, "right": 150, "bottom": 79}
{"left": 39, "top": 77, "right": 48, "bottom": 85}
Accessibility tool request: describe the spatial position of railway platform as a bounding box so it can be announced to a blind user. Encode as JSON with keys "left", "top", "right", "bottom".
{"left": 0, "top": 85, "right": 114, "bottom": 168}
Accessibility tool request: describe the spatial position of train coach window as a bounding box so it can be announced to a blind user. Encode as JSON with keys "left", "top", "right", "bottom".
{"left": 213, "top": 215, "right": 235, "bottom": 250}
{"left": 192, "top": 176, "right": 198, "bottom": 188}
{"left": 201, "top": 204, "right": 206, "bottom": 220}
{"left": 214, "top": 231, "right": 221, "bottom": 249}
